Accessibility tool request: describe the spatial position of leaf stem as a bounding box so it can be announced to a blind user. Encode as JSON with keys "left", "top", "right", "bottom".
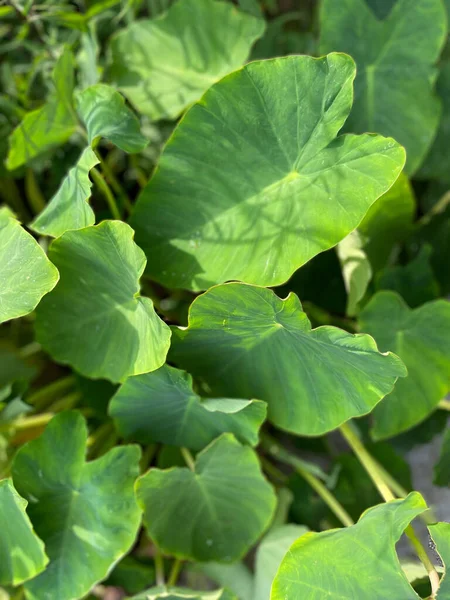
{"left": 91, "top": 167, "right": 122, "bottom": 220}
{"left": 26, "top": 375, "right": 76, "bottom": 410}
{"left": 181, "top": 447, "right": 195, "bottom": 471}
{"left": 438, "top": 399, "right": 450, "bottom": 412}
{"left": 167, "top": 558, "right": 183, "bottom": 587}
{"left": 154, "top": 545, "right": 165, "bottom": 586}
{"left": 0, "top": 412, "right": 54, "bottom": 434}
{"left": 94, "top": 148, "right": 133, "bottom": 213}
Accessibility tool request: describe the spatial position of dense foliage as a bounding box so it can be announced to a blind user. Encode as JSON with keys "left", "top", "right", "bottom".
{"left": 1, "top": 0, "right": 450, "bottom": 598}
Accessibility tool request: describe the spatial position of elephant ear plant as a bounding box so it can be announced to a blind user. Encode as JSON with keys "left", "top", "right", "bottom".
{"left": 1, "top": 0, "right": 450, "bottom": 599}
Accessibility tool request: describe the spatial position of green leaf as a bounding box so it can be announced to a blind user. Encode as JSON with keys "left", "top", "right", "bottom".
{"left": 136, "top": 433, "right": 276, "bottom": 562}
{"left": 76, "top": 84, "right": 148, "bottom": 153}
{"left": 30, "top": 147, "right": 99, "bottom": 238}
{"left": 434, "top": 429, "right": 450, "bottom": 487}
{"left": 358, "top": 173, "right": 415, "bottom": 272}
{"left": 35, "top": 221, "right": 171, "bottom": 383}
{"left": 109, "top": 364, "right": 266, "bottom": 450}
{"left": 271, "top": 492, "right": 427, "bottom": 600}
{"left": 337, "top": 230, "right": 372, "bottom": 316}
{"left": 429, "top": 523, "right": 450, "bottom": 598}
{"left": 130, "top": 587, "right": 236, "bottom": 600}
{"left": 0, "top": 479, "right": 48, "bottom": 586}
{"left": 11, "top": 411, "right": 142, "bottom": 600}
{"left": 319, "top": 0, "right": 446, "bottom": 174}
{"left": 108, "top": 0, "right": 265, "bottom": 120}
{"left": 0, "top": 208, "right": 59, "bottom": 324}
{"left": 130, "top": 53, "right": 405, "bottom": 290}
{"left": 253, "top": 524, "right": 308, "bottom": 600}
{"left": 359, "top": 291, "right": 450, "bottom": 439}
{"left": 6, "top": 48, "right": 77, "bottom": 170}
{"left": 193, "top": 562, "right": 253, "bottom": 600}
{"left": 170, "top": 283, "right": 406, "bottom": 436}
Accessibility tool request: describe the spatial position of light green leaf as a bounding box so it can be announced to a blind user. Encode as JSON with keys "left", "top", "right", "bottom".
{"left": 0, "top": 479, "right": 48, "bottom": 586}
{"left": 337, "top": 230, "right": 372, "bottom": 316}
{"left": 136, "top": 434, "right": 276, "bottom": 562}
{"left": 271, "top": 492, "right": 427, "bottom": 600}
{"left": 130, "top": 53, "right": 405, "bottom": 290}
{"left": 76, "top": 84, "right": 148, "bottom": 153}
{"left": 35, "top": 221, "right": 171, "bottom": 383}
{"left": 358, "top": 173, "right": 415, "bottom": 272}
{"left": 109, "top": 364, "right": 266, "bottom": 450}
{"left": 0, "top": 208, "right": 59, "bottom": 324}
{"left": 130, "top": 587, "right": 236, "bottom": 600}
{"left": 194, "top": 563, "right": 253, "bottom": 600}
{"left": 359, "top": 291, "right": 450, "bottom": 439}
{"left": 6, "top": 48, "right": 77, "bottom": 170}
{"left": 170, "top": 283, "right": 406, "bottom": 436}
{"left": 253, "top": 525, "right": 308, "bottom": 600}
{"left": 11, "top": 411, "right": 142, "bottom": 600}
{"left": 319, "top": 0, "right": 446, "bottom": 174}
{"left": 430, "top": 523, "right": 450, "bottom": 598}
{"left": 434, "top": 428, "right": 450, "bottom": 487}
{"left": 108, "top": 0, "right": 265, "bottom": 120}
{"left": 30, "top": 147, "right": 99, "bottom": 238}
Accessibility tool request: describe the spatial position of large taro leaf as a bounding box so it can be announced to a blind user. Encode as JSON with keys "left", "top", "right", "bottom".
{"left": 30, "top": 147, "right": 99, "bottom": 238}
{"left": 130, "top": 53, "right": 405, "bottom": 291}
{"left": 271, "top": 492, "right": 427, "bottom": 600}
{"left": 6, "top": 48, "right": 77, "bottom": 170}
{"left": 11, "top": 411, "right": 142, "bottom": 600}
{"left": 136, "top": 433, "right": 276, "bottom": 562}
{"left": 76, "top": 84, "right": 148, "bottom": 153}
{"left": 108, "top": 0, "right": 265, "bottom": 121}
{"left": 0, "top": 208, "right": 59, "bottom": 324}
{"left": 319, "top": 0, "right": 446, "bottom": 175}
{"left": 0, "top": 479, "right": 48, "bottom": 587}
{"left": 109, "top": 364, "right": 266, "bottom": 450}
{"left": 35, "top": 221, "right": 171, "bottom": 383}
{"left": 430, "top": 523, "right": 450, "bottom": 598}
{"left": 169, "top": 283, "right": 406, "bottom": 436}
{"left": 359, "top": 291, "right": 450, "bottom": 440}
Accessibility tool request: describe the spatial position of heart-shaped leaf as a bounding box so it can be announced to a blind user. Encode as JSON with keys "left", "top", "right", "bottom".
{"left": 6, "top": 48, "right": 77, "bottom": 170}
{"left": 108, "top": 0, "right": 265, "bottom": 120}
{"left": 136, "top": 433, "right": 276, "bottom": 562}
{"left": 109, "top": 364, "right": 266, "bottom": 450}
{"left": 170, "top": 283, "right": 406, "bottom": 436}
{"left": 35, "top": 221, "right": 171, "bottom": 382}
{"left": 0, "top": 208, "right": 59, "bottom": 324}
{"left": 130, "top": 53, "right": 405, "bottom": 290}
{"left": 30, "top": 147, "right": 99, "bottom": 238}
{"left": 319, "top": 0, "right": 446, "bottom": 174}
{"left": 271, "top": 492, "right": 427, "bottom": 600}
{"left": 76, "top": 84, "right": 148, "bottom": 153}
{"left": 0, "top": 479, "right": 48, "bottom": 586}
{"left": 359, "top": 291, "right": 450, "bottom": 439}
{"left": 11, "top": 411, "right": 142, "bottom": 600}
{"left": 429, "top": 523, "right": 450, "bottom": 598}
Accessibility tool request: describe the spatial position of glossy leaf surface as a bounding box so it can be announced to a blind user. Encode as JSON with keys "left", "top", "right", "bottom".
{"left": 360, "top": 291, "right": 450, "bottom": 439}
{"left": 109, "top": 364, "right": 266, "bottom": 450}
{"left": 131, "top": 53, "right": 405, "bottom": 290}
{"left": 108, "top": 0, "right": 264, "bottom": 120}
{"left": 137, "top": 434, "right": 276, "bottom": 562}
{"left": 12, "top": 411, "right": 142, "bottom": 600}
{"left": 170, "top": 283, "right": 406, "bottom": 436}
{"left": 35, "top": 221, "right": 171, "bottom": 382}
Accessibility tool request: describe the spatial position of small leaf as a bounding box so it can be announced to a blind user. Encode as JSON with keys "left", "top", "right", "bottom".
{"left": 108, "top": 0, "right": 265, "bottom": 120}
{"left": 109, "top": 364, "right": 266, "bottom": 450}
{"left": 0, "top": 208, "right": 59, "bottom": 324}
{"left": 130, "top": 587, "right": 236, "bottom": 600}
{"left": 429, "top": 523, "right": 450, "bottom": 598}
{"left": 6, "top": 48, "right": 77, "bottom": 170}
{"left": 11, "top": 411, "right": 142, "bottom": 600}
{"left": 30, "top": 147, "right": 99, "bottom": 238}
{"left": 271, "top": 492, "right": 427, "bottom": 600}
{"left": 337, "top": 230, "right": 372, "bottom": 316}
{"left": 35, "top": 221, "right": 171, "bottom": 382}
{"left": 434, "top": 429, "right": 450, "bottom": 487}
{"left": 136, "top": 434, "right": 276, "bottom": 562}
{"left": 359, "top": 291, "right": 450, "bottom": 439}
{"left": 0, "top": 479, "right": 48, "bottom": 586}
{"left": 170, "top": 283, "right": 406, "bottom": 436}
{"left": 319, "top": 0, "right": 446, "bottom": 174}
{"left": 130, "top": 53, "right": 405, "bottom": 290}
{"left": 76, "top": 84, "right": 148, "bottom": 153}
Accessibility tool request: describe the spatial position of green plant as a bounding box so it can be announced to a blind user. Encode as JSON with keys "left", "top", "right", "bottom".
{"left": 1, "top": 0, "right": 450, "bottom": 599}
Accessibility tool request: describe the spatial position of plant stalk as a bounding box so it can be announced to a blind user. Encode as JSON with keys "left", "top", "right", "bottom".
{"left": 181, "top": 447, "right": 195, "bottom": 471}
{"left": 91, "top": 167, "right": 122, "bottom": 220}
{"left": 167, "top": 558, "right": 183, "bottom": 587}
{"left": 94, "top": 148, "right": 133, "bottom": 213}
{"left": 154, "top": 546, "right": 165, "bottom": 586}
{"left": 27, "top": 375, "right": 76, "bottom": 410}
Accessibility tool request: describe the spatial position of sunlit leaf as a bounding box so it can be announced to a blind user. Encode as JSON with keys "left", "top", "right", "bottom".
{"left": 137, "top": 434, "right": 276, "bottom": 562}
{"left": 170, "top": 283, "right": 406, "bottom": 436}
{"left": 11, "top": 411, "right": 142, "bottom": 600}
{"left": 108, "top": 0, "right": 265, "bottom": 120}
{"left": 35, "top": 221, "right": 171, "bottom": 382}
{"left": 109, "top": 364, "right": 266, "bottom": 450}
{"left": 337, "top": 230, "right": 372, "bottom": 316}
